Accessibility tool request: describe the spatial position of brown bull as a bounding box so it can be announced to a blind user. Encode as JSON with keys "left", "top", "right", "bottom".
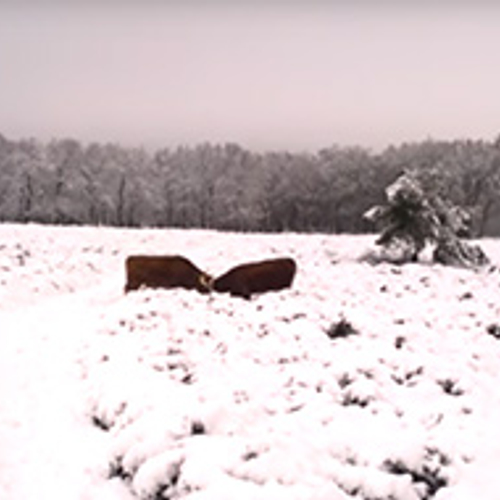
{"left": 124, "top": 255, "right": 212, "bottom": 294}
{"left": 213, "top": 257, "right": 297, "bottom": 299}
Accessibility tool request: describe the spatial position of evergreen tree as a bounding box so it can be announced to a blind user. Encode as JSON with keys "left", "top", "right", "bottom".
{"left": 365, "top": 171, "right": 489, "bottom": 267}
{"left": 364, "top": 172, "right": 440, "bottom": 261}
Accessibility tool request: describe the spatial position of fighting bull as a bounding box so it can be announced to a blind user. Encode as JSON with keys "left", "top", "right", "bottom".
{"left": 213, "top": 257, "right": 297, "bottom": 299}
{"left": 124, "top": 255, "right": 212, "bottom": 293}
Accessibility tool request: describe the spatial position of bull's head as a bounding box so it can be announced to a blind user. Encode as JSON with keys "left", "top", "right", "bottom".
{"left": 198, "top": 273, "right": 214, "bottom": 293}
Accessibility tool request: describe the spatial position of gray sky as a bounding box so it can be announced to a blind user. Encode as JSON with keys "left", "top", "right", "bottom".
{"left": 1, "top": 2, "right": 500, "bottom": 152}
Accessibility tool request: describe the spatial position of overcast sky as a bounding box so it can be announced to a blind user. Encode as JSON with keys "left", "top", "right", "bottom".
{"left": 1, "top": 2, "right": 500, "bottom": 152}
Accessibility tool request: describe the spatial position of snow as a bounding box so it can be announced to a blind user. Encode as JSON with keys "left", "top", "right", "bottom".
{"left": 1, "top": 223, "right": 500, "bottom": 499}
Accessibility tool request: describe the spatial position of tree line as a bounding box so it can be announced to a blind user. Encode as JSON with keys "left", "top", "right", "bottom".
{"left": 1, "top": 132, "right": 499, "bottom": 236}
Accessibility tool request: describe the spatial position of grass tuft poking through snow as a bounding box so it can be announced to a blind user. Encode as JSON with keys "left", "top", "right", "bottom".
{"left": 326, "top": 317, "right": 359, "bottom": 340}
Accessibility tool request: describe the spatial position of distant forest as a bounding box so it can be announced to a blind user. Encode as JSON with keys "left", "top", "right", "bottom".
{"left": 1, "top": 133, "right": 500, "bottom": 236}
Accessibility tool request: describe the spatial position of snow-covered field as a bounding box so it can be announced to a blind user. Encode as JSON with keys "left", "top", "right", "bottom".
{"left": 1, "top": 223, "right": 500, "bottom": 500}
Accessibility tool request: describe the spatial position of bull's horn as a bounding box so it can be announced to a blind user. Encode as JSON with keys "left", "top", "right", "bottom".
{"left": 199, "top": 273, "right": 214, "bottom": 291}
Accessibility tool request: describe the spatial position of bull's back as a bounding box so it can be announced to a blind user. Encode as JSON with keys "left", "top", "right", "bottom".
{"left": 213, "top": 257, "right": 296, "bottom": 298}
{"left": 247, "top": 258, "right": 296, "bottom": 292}
{"left": 125, "top": 255, "right": 204, "bottom": 292}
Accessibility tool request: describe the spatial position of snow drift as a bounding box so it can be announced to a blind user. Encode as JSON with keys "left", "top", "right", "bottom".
{"left": 1, "top": 224, "right": 500, "bottom": 500}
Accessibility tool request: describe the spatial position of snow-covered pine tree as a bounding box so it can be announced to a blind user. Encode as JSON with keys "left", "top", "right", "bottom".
{"left": 364, "top": 172, "right": 440, "bottom": 262}
{"left": 364, "top": 171, "right": 489, "bottom": 267}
